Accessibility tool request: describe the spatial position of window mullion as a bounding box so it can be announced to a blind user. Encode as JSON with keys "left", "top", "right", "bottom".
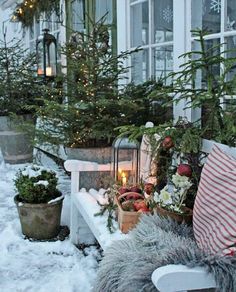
{"left": 149, "top": 0, "right": 152, "bottom": 79}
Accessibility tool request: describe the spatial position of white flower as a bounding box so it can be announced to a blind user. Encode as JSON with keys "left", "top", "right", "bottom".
{"left": 145, "top": 121, "right": 154, "bottom": 128}
{"left": 154, "top": 191, "right": 161, "bottom": 203}
{"left": 172, "top": 173, "right": 192, "bottom": 189}
{"left": 159, "top": 186, "right": 173, "bottom": 205}
{"left": 154, "top": 133, "right": 161, "bottom": 142}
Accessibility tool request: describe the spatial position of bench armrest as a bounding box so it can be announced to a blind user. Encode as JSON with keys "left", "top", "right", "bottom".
{"left": 151, "top": 264, "right": 216, "bottom": 292}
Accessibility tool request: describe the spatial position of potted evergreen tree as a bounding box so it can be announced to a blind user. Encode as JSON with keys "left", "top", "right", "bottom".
{"left": 35, "top": 17, "right": 132, "bottom": 162}
{"left": 14, "top": 165, "right": 64, "bottom": 240}
{"left": 0, "top": 30, "right": 40, "bottom": 164}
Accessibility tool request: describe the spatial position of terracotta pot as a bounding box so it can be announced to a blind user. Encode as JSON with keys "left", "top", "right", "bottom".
{"left": 154, "top": 205, "right": 193, "bottom": 224}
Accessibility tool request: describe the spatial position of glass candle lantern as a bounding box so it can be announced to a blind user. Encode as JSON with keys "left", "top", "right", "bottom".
{"left": 36, "top": 29, "right": 57, "bottom": 80}
{"left": 112, "top": 137, "right": 140, "bottom": 185}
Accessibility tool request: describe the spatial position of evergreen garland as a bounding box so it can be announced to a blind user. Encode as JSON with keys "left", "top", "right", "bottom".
{"left": 12, "top": 0, "right": 60, "bottom": 28}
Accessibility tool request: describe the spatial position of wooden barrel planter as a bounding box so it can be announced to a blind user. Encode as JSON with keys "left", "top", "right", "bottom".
{"left": 0, "top": 115, "right": 34, "bottom": 164}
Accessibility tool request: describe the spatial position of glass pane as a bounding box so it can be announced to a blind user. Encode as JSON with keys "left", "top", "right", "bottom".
{"left": 154, "top": 0, "right": 173, "bottom": 43}
{"left": 96, "top": 0, "right": 113, "bottom": 24}
{"left": 48, "top": 42, "right": 57, "bottom": 76}
{"left": 35, "top": 21, "right": 40, "bottom": 38}
{"left": 226, "top": 36, "right": 236, "bottom": 81}
{"left": 131, "top": 49, "right": 149, "bottom": 84}
{"left": 226, "top": 0, "right": 236, "bottom": 31}
{"left": 130, "top": 1, "right": 149, "bottom": 47}
{"left": 192, "top": 0, "right": 221, "bottom": 34}
{"left": 72, "top": 0, "right": 85, "bottom": 31}
{"left": 192, "top": 38, "right": 220, "bottom": 88}
{"left": 152, "top": 46, "right": 173, "bottom": 84}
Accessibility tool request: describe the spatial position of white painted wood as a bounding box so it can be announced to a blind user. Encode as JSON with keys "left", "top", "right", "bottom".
{"left": 116, "top": 0, "right": 129, "bottom": 84}
{"left": 173, "top": 0, "right": 187, "bottom": 122}
{"left": 151, "top": 264, "right": 216, "bottom": 292}
{"left": 202, "top": 139, "right": 236, "bottom": 158}
{"left": 70, "top": 193, "right": 96, "bottom": 245}
{"left": 64, "top": 160, "right": 127, "bottom": 250}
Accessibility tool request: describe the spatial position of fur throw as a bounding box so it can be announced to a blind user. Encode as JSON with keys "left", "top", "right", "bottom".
{"left": 94, "top": 214, "right": 236, "bottom": 292}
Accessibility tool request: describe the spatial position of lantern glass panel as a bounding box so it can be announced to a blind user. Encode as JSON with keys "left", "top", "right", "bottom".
{"left": 112, "top": 138, "right": 140, "bottom": 186}
{"left": 45, "top": 42, "right": 56, "bottom": 77}
{"left": 37, "top": 41, "right": 44, "bottom": 75}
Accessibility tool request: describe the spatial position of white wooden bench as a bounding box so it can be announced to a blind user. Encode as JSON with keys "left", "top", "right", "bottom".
{"left": 64, "top": 159, "right": 130, "bottom": 250}
{"left": 64, "top": 139, "right": 236, "bottom": 291}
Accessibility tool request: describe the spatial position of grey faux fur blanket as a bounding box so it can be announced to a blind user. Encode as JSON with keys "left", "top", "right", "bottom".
{"left": 94, "top": 214, "right": 236, "bottom": 292}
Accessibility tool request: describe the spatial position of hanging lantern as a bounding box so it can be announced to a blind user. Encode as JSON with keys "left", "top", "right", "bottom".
{"left": 36, "top": 29, "right": 57, "bottom": 79}
{"left": 112, "top": 137, "right": 140, "bottom": 186}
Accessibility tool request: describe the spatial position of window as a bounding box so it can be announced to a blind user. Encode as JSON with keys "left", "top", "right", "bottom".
{"left": 191, "top": 0, "right": 236, "bottom": 82}
{"left": 95, "top": 0, "right": 113, "bottom": 24}
{"left": 71, "top": 0, "right": 85, "bottom": 31}
{"left": 129, "top": 0, "right": 173, "bottom": 84}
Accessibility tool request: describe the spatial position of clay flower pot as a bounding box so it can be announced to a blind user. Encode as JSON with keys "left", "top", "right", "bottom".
{"left": 14, "top": 195, "right": 63, "bottom": 240}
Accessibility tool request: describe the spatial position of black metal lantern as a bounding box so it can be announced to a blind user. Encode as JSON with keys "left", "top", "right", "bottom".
{"left": 36, "top": 29, "right": 57, "bottom": 79}
{"left": 112, "top": 137, "right": 140, "bottom": 186}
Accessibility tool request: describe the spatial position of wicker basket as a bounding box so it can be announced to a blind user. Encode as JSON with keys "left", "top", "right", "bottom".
{"left": 154, "top": 205, "right": 193, "bottom": 224}
{"left": 116, "top": 192, "right": 145, "bottom": 234}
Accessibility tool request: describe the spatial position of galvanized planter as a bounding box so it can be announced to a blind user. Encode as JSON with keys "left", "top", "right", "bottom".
{"left": 0, "top": 115, "right": 34, "bottom": 164}
{"left": 65, "top": 146, "right": 113, "bottom": 190}
{"left": 14, "top": 195, "right": 63, "bottom": 240}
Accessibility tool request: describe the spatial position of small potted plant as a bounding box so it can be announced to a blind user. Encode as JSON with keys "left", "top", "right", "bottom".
{"left": 150, "top": 164, "right": 193, "bottom": 223}
{"left": 14, "top": 165, "right": 64, "bottom": 240}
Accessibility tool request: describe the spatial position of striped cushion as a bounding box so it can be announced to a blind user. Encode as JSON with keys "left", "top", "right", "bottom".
{"left": 193, "top": 145, "right": 236, "bottom": 256}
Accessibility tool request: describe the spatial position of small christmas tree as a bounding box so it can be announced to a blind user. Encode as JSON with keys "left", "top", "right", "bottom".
{"left": 36, "top": 16, "right": 135, "bottom": 148}
{"left": 0, "top": 29, "right": 39, "bottom": 116}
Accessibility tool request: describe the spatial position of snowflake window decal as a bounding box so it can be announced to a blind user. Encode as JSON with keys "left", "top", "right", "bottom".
{"left": 163, "top": 5, "right": 173, "bottom": 24}
{"left": 210, "top": 0, "right": 221, "bottom": 14}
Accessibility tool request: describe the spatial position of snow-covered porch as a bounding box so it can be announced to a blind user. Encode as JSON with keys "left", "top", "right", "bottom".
{"left": 0, "top": 151, "right": 101, "bottom": 292}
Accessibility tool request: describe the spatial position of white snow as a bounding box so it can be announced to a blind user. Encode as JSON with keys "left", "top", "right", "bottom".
{"left": 34, "top": 180, "right": 49, "bottom": 187}
{"left": 0, "top": 152, "right": 102, "bottom": 292}
{"left": 48, "top": 195, "right": 64, "bottom": 204}
{"left": 21, "top": 164, "right": 52, "bottom": 178}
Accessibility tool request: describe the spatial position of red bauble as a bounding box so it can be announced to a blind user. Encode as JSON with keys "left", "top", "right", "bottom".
{"left": 177, "top": 164, "right": 192, "bottom": 177}
{"left": 162, "top": 136, "right": 174, "bottom": 150}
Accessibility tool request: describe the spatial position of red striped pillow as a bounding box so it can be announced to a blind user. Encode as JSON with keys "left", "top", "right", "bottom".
{"left": 193, "top": 145, "right": 236, "bottom": 256}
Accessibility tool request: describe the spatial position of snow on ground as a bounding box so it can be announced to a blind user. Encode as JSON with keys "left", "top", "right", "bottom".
{"left": 0, "top": 151, "right": 101, "bottom": 292}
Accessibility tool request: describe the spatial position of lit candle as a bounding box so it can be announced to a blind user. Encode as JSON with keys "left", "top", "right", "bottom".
{"left": 37, "top": 68, "right": 43, "bottom": 75}
{"left": 46, "top": 67, "right": 52, "bottom": 76}
{"left": 121, "top": 172, "right": 127, "bottom": 186}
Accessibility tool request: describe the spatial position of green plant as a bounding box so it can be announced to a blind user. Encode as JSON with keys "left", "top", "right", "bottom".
{"left": 14, "top": 165, "right": 61, "bottom": 204}
{"left": 118, "top": 80, "right": 172, "bottom": 127}
{"left": 167, "top": 29, "right": 236, "bottom": 145}
{"left": 12, "top": 0, "right": 60, "bottom": 28}
{"left": 0, "top": 30, "right": 40, "bottom": 116}
{"left": 34, "top": 16, "right": 141, "bottom": 148}
{"left": 117, "top": 118, "right": 202, "bottom": 205}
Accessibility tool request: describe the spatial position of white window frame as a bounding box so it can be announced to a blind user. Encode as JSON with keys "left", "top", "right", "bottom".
{"left": 127, "top": 0, "right": 174, "bottom": 83}
{"left": 117, "top": 0, "right": 236, "bottom": 122}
